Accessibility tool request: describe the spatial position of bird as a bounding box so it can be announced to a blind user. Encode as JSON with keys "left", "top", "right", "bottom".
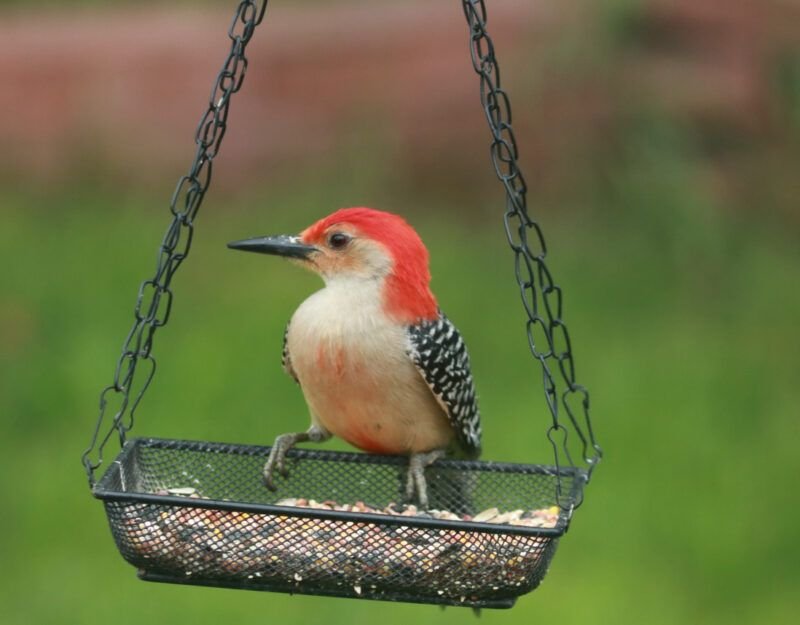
{"left": 227, "top": 207, "right": 481, "bottom": 509}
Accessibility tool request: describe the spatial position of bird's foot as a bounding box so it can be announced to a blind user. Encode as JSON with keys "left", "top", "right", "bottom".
{"left": 262, "top": 425, "right": 330, "bottom": 490}
{"left": 263, "top": 432, "right": 308, "bottom": 490}
{"left": 405, "top": 449, "right": 446, "bottom": 509}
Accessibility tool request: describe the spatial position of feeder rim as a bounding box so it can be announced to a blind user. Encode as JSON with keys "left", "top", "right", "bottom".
{"left": 93, "top": 437, "right": 585, "bottom": 538}
{"left": 138, "top": 571, "right": 518, "bottom": 609}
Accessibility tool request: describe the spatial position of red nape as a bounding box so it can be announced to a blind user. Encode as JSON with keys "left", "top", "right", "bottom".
{"left": 383, "top": 273, "right": 438, "bottom": 325}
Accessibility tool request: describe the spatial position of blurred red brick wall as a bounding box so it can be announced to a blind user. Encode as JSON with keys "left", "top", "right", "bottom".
{"left": 1, "top": 0, "right": 797, "bottom": 213}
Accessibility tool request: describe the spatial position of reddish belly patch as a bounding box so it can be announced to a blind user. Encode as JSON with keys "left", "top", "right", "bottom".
{"left": 346, "top": 426, "right": 396, "bottom": 454}
{"left": 315, "top": 344, "right": 346, "bottom": 377}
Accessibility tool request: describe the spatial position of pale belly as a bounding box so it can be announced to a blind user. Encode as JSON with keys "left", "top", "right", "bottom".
{"left": 287, "top": 293, "right": 454, "bottom": 455}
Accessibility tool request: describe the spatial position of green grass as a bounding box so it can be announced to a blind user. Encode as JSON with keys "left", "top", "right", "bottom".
{"left": 1, "top": 167, "right": 798, "bottom": 625}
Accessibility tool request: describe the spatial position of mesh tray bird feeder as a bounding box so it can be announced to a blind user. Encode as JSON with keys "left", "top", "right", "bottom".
{"left": 82, "top": 0, "right": 602, "bottom": 610}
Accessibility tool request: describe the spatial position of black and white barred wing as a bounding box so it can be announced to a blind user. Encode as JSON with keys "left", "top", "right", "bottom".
{"left": 281, "top": 322, "right": 298, "bottom": 383}
{"left": 406, "top": 313, "right": 482, "bottom": 457}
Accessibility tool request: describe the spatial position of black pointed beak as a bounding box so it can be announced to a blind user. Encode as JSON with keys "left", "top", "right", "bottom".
{"left": 227, "top": 235, "right": 317, "bottom": 259}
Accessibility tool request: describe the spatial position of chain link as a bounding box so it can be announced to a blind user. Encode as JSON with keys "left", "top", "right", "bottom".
{"left": 82, "top": 1, "right": 269, "bottom": 487}
{"left": 460, "top": 0, "right": 602, "bottom": 504}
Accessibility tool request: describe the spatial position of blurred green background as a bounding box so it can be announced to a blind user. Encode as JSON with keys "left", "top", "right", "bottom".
{"left": 1, "top": 1, "right": 799, "bottom": 624}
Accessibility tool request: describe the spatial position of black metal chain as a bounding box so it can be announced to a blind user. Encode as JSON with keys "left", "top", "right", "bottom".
{"left": 460, "top": 0, "right": 602, "bottom": 503}
{"left": 82, "top": 1, "right": 269, "bottom": 487}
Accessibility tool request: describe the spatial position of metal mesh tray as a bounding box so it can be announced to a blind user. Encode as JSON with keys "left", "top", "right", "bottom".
{"left": 94, "top": 438, "right": 585, "bottom": 608}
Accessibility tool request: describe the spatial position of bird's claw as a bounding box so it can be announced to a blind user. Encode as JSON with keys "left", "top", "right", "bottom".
{"left": 262, "top": 445, "right": 288, "bottom": 490}
{"left": 263, "top": 432, "right": 307, "bottom": 490}
{"left": 262, "top": 455, "right": 280, "bottom": 491}
{"left": 405, "top": 449, "right": 446, "bottom": 510}
{"left": 263, "top": 453, "right": 290, "bottom": 490}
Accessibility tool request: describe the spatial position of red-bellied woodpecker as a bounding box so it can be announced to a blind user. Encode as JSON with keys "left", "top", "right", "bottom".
{"left": 228, "top": 207, "right": 481, "bottom": 509}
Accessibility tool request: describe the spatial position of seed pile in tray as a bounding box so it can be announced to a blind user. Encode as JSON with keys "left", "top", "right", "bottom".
{"left": 116, "top": 487, "right": 560, "bottom": 601}
{"left": 270, "top": 496, "right": 560, "bottom": 528}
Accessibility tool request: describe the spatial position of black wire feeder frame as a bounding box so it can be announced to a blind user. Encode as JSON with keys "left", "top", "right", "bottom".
{"left": 83, "top": 0, "right": 602, "bottom": 610}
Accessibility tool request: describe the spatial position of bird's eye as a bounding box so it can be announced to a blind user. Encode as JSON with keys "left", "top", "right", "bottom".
{"left": 328, "top": 232, "right": 350, "bottom": 250}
